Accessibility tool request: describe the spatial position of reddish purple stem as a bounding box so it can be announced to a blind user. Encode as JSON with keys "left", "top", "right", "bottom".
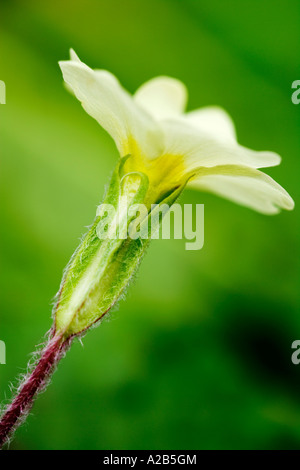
{"left": 0, "top": 334, "right": 71, "bottom": 448}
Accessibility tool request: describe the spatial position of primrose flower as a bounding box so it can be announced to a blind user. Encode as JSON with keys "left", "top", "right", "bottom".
{"left": 0, "top": 49, "right": 294, "bottom": 448}
{"left": 60, "top": 49, "right": 294, "bottom": 215}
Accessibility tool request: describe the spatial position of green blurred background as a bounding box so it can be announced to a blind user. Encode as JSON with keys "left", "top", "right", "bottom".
{"left": 1, "top": 0, "right": 300, "bottom": 450}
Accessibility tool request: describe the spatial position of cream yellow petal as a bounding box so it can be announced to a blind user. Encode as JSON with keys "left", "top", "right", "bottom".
{"left": 134, "top": 76, "right": 187, "bottom": 120}
{"left": 184, "top": 106, "right": 237, "bottom": 143}
{"left": 161, "top": 119, "right": 281, "bottom": 170}
{"left": 189, "top": 165, "right": 294, "bottom": 214}
{"left": 59, "top": 53, "right": 163, "bottom": 159}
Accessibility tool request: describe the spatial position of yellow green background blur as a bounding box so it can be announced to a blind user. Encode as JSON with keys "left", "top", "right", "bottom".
{"left": 1, "top": 0, "right": 300, "bottom": 450}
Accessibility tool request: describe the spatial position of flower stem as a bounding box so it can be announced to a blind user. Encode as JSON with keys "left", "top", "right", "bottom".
{"left": 0, "top": 334, "right": 71, "bottom": 448}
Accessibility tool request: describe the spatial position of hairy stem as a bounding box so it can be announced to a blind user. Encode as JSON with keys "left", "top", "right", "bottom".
{"left": 0, "top": 334, "right": 71, "bottom": 448}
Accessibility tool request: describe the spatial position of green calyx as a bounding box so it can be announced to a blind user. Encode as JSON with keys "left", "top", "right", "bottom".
{"left": 54, "top": 155, "right": 187, "bottom": 339}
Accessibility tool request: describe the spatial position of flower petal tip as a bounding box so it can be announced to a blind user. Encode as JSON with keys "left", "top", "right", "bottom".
{"left": 262, "top": 151, "right": 282, "bottom": 167}
{"left": 69, "top": 48, "right": 80, "bottom": 62}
